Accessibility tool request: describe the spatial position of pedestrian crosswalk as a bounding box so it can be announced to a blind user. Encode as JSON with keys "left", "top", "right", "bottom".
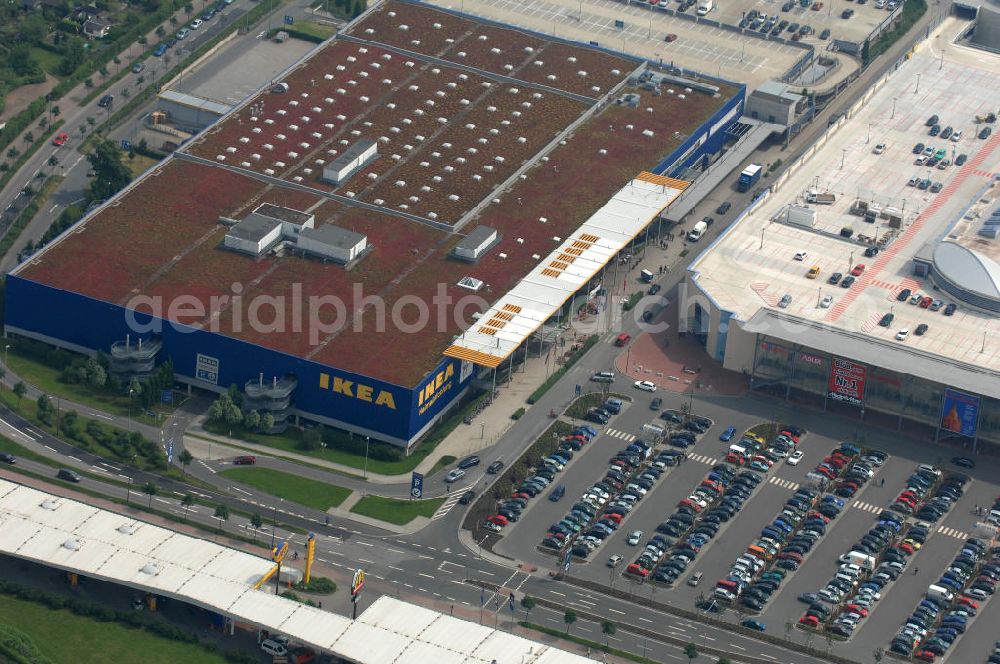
{"left": 604, "top": 428, "right": 636, "bottom": 442}
{"left": 767, "top": 477, "right": 800, "bottom": 490}
{"left": 687, "top": 453, "right": 718, "bottom": 465}
{"left": 853, "top": 501, "right": 882, "bottom": 514}
{"left": 938, "top": 526, "right": 969, "bottom": 540}
{"left": 431, "top": 490, "right": 467, "bottom": 520}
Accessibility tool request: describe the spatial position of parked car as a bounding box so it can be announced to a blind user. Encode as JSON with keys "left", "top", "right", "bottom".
{"left": 234, "top": 455, "right": 257, "bottom": 465}
{"left": 458, "top": 455, "right": 481, "bottom": 469}
{"left": 444, "top": 469, "right": 466, "bottom": 483}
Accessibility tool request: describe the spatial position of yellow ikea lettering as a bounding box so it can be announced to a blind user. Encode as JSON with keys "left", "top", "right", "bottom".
{"left": 318, "top": 373, "right": 397, "bottom": 410}
{"left": 418, "top": 364, "right": 455, "bottom": 407}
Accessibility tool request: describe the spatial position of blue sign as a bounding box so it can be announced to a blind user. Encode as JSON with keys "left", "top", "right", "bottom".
{"left": 161, "top": 389, "right": 173, "bottom": 404}
{"left": 284, "top": 14, "right": 294, "bottom": 24}
{"left": 410, "top": 472, "right": 424, "bottom": 499}
{"left": 941, "top": 388, "right": 980, "bottom": 438}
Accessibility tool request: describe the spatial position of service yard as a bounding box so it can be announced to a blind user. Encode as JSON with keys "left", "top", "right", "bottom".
{"left": 490, "top": 364, "right": 999, "bottom": 662}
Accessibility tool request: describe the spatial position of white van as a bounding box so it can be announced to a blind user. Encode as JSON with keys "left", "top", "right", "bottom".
{"left": 261, "top": 639, "right": 289, "bottom": 657}
{"left": 687, "top": 220, "right": 708, "bottom": 241}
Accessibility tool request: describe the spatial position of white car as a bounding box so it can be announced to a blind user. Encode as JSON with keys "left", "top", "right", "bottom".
{"left": 873, "top": 143, "right": 886, "bottom": 154}
{"left": 444, "top": 469, "right": 466, "bottom": 483}
{"left": 895, "top": 328, "right": 909, "bottom": 341}
{"left": 794, "top": 251, "right": 808, "bottom": 261}
{"left": 627, "top": 530, "right": 643, "bottom": 545}
{"left": 787, "top": 450, "right": 805, "bottom": 465}
{"left": 608, "top": 554, "right": 623, "bottom": 567}
{"left": 820, "top": 294, "right": 834, "bottom": 308}
{"left": 634, "top": 380, "right": 657, "bottom": 392}
{"left": 190, "top": 18, "right": 204, "bottom": 29}
{"left": 951, "top": 130, "right": 962, "bottom": 142}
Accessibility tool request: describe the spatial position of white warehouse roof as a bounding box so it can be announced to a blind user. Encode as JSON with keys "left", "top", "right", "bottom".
{"left": 444, "top": 172, "right": 688, "bottom": 368}
{"left": 0, "top": 478, "right": 595, "bottom": 663}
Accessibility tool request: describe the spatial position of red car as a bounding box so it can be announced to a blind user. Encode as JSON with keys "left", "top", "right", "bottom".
{"left": 615, "top": 333, "right": 631, "bottom": 347}
{"left": 603, "top": 512, "right": 623, "bottom": 524}
{"left": 957, "top": 597, "right": 979, "bottom": 609}
{"left": 844, "top": 604, "right": 868, "bottom": 617}
{"left": 626, "top": 563, "right": 650, "bottom": 577}
{"left": 919, "top": 296, "right": 933, "bottom": 308}
{"left": 234, "top": 455, "right": 256, "bottom": 465}
{"left": 915, "top": 650, "right": 936, "bottom": 662}
{"left": 664, "top": 33, "right": 678, "bottom": 42}
{"left": 487, "top": 514, "right": 508, "bottom": 527}
{"left": 851, "top": 263, "right": 866, "bottom": 276}
{"left": 725, "top": 453, "right": 746, "bottom": 465}
{"left": 799, "top": 615, "right": 819, "bottom": 627}
{"left": 52, "top": 132, "right": 68, "bottom": 146}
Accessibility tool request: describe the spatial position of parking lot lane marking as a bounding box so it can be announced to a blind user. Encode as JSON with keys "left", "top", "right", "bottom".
{"left": 419, "top": 572, "right": 435, "bottom": 579}
{"left": 357, "top": 541, "right": 373, "bottom": 547}
{"left": 389, "top": 565, "right": 404, "bottom": 572}
{"left": 388, "top": 548, "right": 405, "bottom": 554}
{"left": 359, "top": 558, "right": 374, "bottom": 564}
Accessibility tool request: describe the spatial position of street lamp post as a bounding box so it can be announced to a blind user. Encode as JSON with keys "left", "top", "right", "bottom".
{"left": 891, "top": 96, "right": 897, "bottom": 120}
{"left": 128, "top": 388, "right": 135, "bottom": 430}
{"left": 363, "top": 436, "right": 370, "bottom": 480}
{"left": 126, "top": 477, "right": 133, "bottom": 505}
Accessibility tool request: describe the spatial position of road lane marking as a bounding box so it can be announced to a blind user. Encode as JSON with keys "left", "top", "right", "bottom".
{"left": 609, "top": 608, "right": 625, "bottom": 615}
{"left": 419, "top": 573, "right": 435, "bottom": 579}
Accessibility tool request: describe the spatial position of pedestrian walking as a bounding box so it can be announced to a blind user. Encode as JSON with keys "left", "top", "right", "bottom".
{"left": 913, "top": 567, "right": 919, "bottom": 575}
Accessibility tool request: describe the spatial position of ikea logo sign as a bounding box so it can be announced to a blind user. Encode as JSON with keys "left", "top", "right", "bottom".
{"left": 319, "top": 373, "right": 397, "bottom": 410}
{"left": 417, "top": 363, "right": 455, "bottom": 415}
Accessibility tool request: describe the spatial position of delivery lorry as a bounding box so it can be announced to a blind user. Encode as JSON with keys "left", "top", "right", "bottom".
{"left": 806, "top": 189, "right": 836, "bottom": 204}
{"left": 738, "top": 164, "right": 763, "bottom": 192}
{"left": 687, "top": 220, "right": 708, "bottom": 241}
{"left": 697, "top": 0, "right": 714, "bottom": 14}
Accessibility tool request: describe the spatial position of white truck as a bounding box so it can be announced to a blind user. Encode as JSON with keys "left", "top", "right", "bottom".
{"left": 839, "top": 551, "right": 876, "bottom": 571}
{"left": 927, "top": 584, "right": 954, "bottom": 604}
{"left": 697, "top": 0, "right": 714, "bottom": 15}
{"left": 806, "top": 189, "right": 836, "bottom": 204}
{"left": 687, "top": 220, "right": 709, "bottom": 241}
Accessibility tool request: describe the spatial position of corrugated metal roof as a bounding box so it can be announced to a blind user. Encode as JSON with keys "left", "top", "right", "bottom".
{"left": 444, "top": 172, "right": 687, "bottom": 368}
{"left": 158, "top": 89, "right": 233, "bottom": 117}
{"left": 933, "top": 240, "right": 1000, "bottom": 301}
{"left": 0, "top": 479, "right": 595, "bottom": 663}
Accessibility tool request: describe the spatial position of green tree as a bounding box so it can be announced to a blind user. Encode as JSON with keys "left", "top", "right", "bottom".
{"left": 155, "top": 25, "right": 166, "bottom": 37}
{"left": 223, "top": 400, "right": 243, "bottom": 426}
{"left": 15, "top": 381, "right": 29, "bottom": 407}
{"left": 716, "top": 658, "right": 731, "bottom": 664}
{"left": 861, "top": 39, "right": 871, "bottom": 65}
{"left": 684, "top": 643, "right": 698, "bottom": 661}
{"left": 214, "top": 503, "right": 230, "bottom": 529}
{"left": 142, "top": 481, "right": 157, "bottom": 508}
{"left": 181, "top": 493, "right": 194, "bottom": 517}
{"left": 60, "top": 37, "right": 87, "bottom": 76}
{"left": 873, "top": 647, "right": 885, "bottom": 664}
{"left": 250, "top": 511, "right": 263, "bottom": 536}
{"left": 244, "top": 409, "right": 261, "bottom": 432}
{"left": 19, "top": 14, "right": 48, "bottom": 44}
{"left": 9, "top": 44, "right": 41, "bottom": 77}
{"left": 178, "top": 449, "right": 194, "bottom": 468}
{"left": 88, "top": 140, "right": 133, "bottom": 202}
{"left": 563, "top": 609, "right": 576, "bottom": 634}
{"left": 37, "top": 394, "right": 52, "bottom": 425}
{"left": 208, "top": 397, "right": 225, "bottom": 421}
{"left": 601, "top": 620, "right": 616, "bottom": 647}
{"left": 184, "top": 2, "right": 193, "bottom": 12}
{"left": 520, "top": 595, "right": 535, "bottom": 620}
{"left": 300, "top": 427, "right": 322, "bottom": 450}
{"left": 84, "top": 357, "right": 106, "bottom": 387}
{"left": 261, "top": 412, "right": 275, "bottom": 433}
{"left": 24, "top": 132, "right": 34, "bottom": 144}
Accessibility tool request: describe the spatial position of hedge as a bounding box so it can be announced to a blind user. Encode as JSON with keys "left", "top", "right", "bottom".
{"left": 511, "top": 407, "right": 525, "bottom": 420}
{"left": 621, "top": 291, "right": 644, "bottom": 312}
{"left": 293, "top": 576, "right": 336, "bottom": 594}
{"left": 527, "top": 335, "right": 598, "bottom": 404}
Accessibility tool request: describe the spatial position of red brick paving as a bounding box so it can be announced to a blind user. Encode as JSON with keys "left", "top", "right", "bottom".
{"left": 613, "top": 300, "right": 748, "bottom": 397}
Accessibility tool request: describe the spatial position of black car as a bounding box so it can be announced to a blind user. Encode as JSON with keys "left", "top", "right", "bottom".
{"left": 915, "top": 323, "right": 928, "bottom": 336}
{"left": 642, "top": 310, "right": 655, "bottom": 323}
{"left": 864, "top": 246, "right": 879, "bottom": 257}
{"left": 486, "top": 460, "right": 505, "bottom": 474}
{"left": 828, "top": 272, "right": 843, "bottom": 285}
{"left": 648, "top": 284, "right": 661, "bottom": 295}
{"left": 458, "top": 490, "right": 475, "bottom": 505}
{"left": 878, "top": 313, "right": 894, "bottom": 327}
{"left": 650, "top": 397, "right": 662, "bottom": 410}
{"left": 716, "top": 201, "right": 732, "bottom": 215}
{"left": 458, "top": 455, "right": 481, "bottom": 469}
{"left": 897, "top": 288, "right": 912, "bottom": 302}
{"left": 57, "top": 468, "right": 81, "bottom": 483}
{"left": 840, "top": 275, "right": 856, "bottom": 288}
{"left": 951, "top": 456, "right": 975, "bottom": 469}
{"left": 913, "top": 142, "right": 925, "bottom": 154}
{"left": 98, "top": 94, "right": 114, "bottom": 108}
{"left": 0, "top": 453, "right": 15, "bottom": 464}
{"left": 981, "top": 127, "right": 993, "bottom": 140}
{"left": 944, "top": 303, "right": 957, "bottom": 316}
{"left": 702, "top": 216, "right": 715, "bottom": 227}
{"left": 956, "top": 153, "right": 968, "bottom": 166}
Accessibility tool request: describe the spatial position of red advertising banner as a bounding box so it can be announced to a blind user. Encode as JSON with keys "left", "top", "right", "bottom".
{"left": 828, "top": 358, "right": 867, "bottom": 405}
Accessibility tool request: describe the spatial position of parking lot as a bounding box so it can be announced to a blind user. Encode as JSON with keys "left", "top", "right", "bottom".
{"left": 489, "top": 363, "right": 999, "bottom": 661}
{"left": 712, "top": 0, "right": 900, "bottom": 45}
{"left": 428, "top": 0, "right": 807, "bottom": 86}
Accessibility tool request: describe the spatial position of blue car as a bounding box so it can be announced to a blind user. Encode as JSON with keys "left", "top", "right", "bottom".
{"left": 822, "top": 495, "right": 845, "bottom": 508}
{"left": 153, "top": 44, "right": 167, "bottom": 57}
{"left": 720, "top": 426, "right": 736, "bottom": 442}
{"left": 577, "top": 425, "right": 599, "bottom": 437}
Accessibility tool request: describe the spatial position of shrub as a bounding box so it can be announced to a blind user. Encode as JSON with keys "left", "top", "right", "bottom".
{"left": 511, "top": 407, "right": 525, "bottom": 420}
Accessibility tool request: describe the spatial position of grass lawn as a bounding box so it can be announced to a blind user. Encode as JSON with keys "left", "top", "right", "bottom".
{"left": 28, "top": 47, "right": 64, "bottom": 77}
{"left": 220, "top": 467, "right": 351, "bottom": 510}
{"left": 350, "top": 495, "right": 445, "bottom": 525}
{"left": 0, "top": 433, "right": 56, "bottom": 466}
{"left": 5, "top": 345, "right": 175, "bottom": 425}
{"left": 124, "top": 152, "right": 161, "bottom": 178}
{"left": 294, "top": 20, "right": 339, "bottom": 39}
{"left": 0, "top": 594, "right": 230, "bottom": 664}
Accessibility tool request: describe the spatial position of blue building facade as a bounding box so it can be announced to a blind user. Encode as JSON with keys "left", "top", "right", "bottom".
{"left": 4, "top": 275, "right": 472, "bottom": 449}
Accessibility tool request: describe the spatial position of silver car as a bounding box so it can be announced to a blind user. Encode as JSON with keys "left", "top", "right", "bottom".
{"left": 778, "top": 294, "right": 792, "bottom": 308}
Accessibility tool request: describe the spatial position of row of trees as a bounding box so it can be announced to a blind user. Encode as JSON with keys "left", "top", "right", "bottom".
{"left": 207, "top": 389, "right": 275, "bottom": 433}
